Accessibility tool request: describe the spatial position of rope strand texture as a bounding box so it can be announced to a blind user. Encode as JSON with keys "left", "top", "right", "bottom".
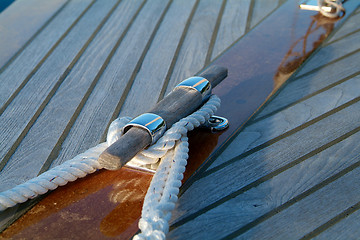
{"left": 0, "top": 93, "right": 221, "bottom": 240}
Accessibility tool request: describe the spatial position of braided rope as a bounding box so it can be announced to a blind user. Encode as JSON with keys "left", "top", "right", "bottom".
{"left": 0, "top": 93, "right": 221, "bottom": 237}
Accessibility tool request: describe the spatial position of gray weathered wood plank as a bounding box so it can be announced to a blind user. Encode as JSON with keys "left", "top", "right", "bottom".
{"left": 296, "top": 30, "right": 360, "bottom": 76}
{"left": 255, "top": 50, "right": 360, "bottom": 119}
{"left": 313, "top": 209, "right": 360, "bottom": 240}
{"left": 0, "top": 0, "right": 118, "bottom": 191}
{"left": 118, "top": 0, "right": 197, "bottom": 118}
{"left": 249, "top": 0, "right": 279, "bottom": 29}
{"left": 210, "top": 0, "right": 251, "bottom": 60}
{"left": 169, "top": 128, "right": 360, "bottom": 239}
{"left": 235, "top": 164, "right": 360, "bottom": 239}
{"left": 0, "top": 0, "right": 67, "bottom": 69}
{"left": 0, "top": 0, "right": 144, "bottom": 190}
{"left": 326, "top": 11, "right": 360, "bottom": 44}
{"left": 209, "top": 74, "right": 360, "bottom": 169}
{"left": 163, "top": 0, "right": 223, "bottom": 96}
{"left": 170, "top": 99, "right": 360, "bottom": 227}
{"left": 0, "top": 0, "right": 93, "bottom": 111}
{"left": 54, "top": 0, "right": 171, "bottom": 166}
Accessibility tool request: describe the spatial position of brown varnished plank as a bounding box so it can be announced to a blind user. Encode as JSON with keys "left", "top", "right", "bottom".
{"left": 53, "top": 0, "right": 172, "bottom": 166}
{"left": 170, "top": 127, "right": 360, "bottom": 239}
{"left": 170, "top": 97, "right": 360, "bottom": 233}
{"left": 209, "top": 73, "right": 360, "bottom": 170}
{"left": 0, "top": 0, "right": 119, "bottom": 190}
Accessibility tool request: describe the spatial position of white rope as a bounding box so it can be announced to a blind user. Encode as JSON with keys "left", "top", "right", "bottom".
{"left": 0, "top": 94, "right": 221, "bottom": 240}
{"left": 318, "top": 0, "right": 345, "bottom": 18}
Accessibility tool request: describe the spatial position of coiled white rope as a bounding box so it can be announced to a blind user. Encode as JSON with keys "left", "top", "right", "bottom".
{"left": 0, "top": 95, "right": 221, "bottom": 239}
{"left": 318, "top": 0, "right": 345, "bottom": 18}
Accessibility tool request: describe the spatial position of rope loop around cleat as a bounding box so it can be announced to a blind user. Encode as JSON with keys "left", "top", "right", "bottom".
{"left": 0, "top": 95, "right": 221, "bottom": 240}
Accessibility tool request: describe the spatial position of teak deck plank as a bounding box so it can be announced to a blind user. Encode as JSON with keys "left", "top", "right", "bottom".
{"left": 312, "top": 208, "right": 360, "bottom": 240}
{"left": 170, "top": 99, "right": 360, "bottom": 228}
{"left": 209, "top": 74, "right": 360, "bottom": 170}
{"left": 54, "top": 0, "right": 171, "bottom": 166}
{"left": 170, "top": 129, "right": 360, "bottom": 239}
{"left": 236, "top": 165, "right": 360, "bottom": 240}
{"left": 0, "top": 0, "right": 67, "bottom": 69}
{"left": 0, "top": 0, "right": 118, "bottom": 190}
{"left": 0, "top": 0, "right": 144, "bottom": 184}
{"left": 118, "top": 0, "right": 197, "bottom": 118}
{"left": 0, "top": 0, "right": 93, "bottom": 113}
{"left": 164, "top": 0, "right": 223, "bottom": 95}
{"left": 326, "top": 11, "right": 360, "bottom": 44}
{"left": 169, "top": 6, "right": 360, "bottom": 239}
{"left": 255, "top": 50, "right": 360, "bottom": 120}
{"left": 249, "top": 0, "right": 280, "bottom": 29}
{"left": 210, "top": 0, "right": 251, "bottom": 60}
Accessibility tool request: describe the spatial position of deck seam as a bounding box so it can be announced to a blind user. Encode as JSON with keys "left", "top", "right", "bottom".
{"left": 0, "top": 0, "right": 96, "bottom": 116}
{"left": 200, "top": 96, "right": 360, "bottom": 179}
{"left": 244, "top": 0, "right": 255, "bottom": 33}
{"left": 250, "top": 70, "right": 360, "bottom": 125}
{"left": 204, "top": 0, "right": 227, "bottom": 67}
{"left": 300, "top": 201, "right": 360, "bottom": 240}
{"left": 100, "top": 0, "right": 174, "bottom": 142}
{"left": 38, "top": 0, "right": 147, "bottom": 173}
{"left": 157, "top": 0, "right": 200, "bottom": 102}
{"left": 0, "top": 0, "right": 71, "bottom": 74}
{"left": 220, "top": 156, "right": 360, "bottom": 239}
{"left": 172, "top": 126, "right": 360, "bottom": 232}
{"left": 0, "top": 0, "right": 120, "bottom": 172}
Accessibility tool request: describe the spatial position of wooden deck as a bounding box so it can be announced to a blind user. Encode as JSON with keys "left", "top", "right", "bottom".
{"left": 0, "top": 0, "right": 359, "bottom": 239}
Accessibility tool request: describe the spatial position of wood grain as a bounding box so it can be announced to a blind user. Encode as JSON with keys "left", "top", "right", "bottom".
{"left": 170, "top": 99, "right": 360, "bottom": 227}
{"left": 296, "top": 30, "right": 360, "bottom": 76}
{"left": 164, "top": 0, "right": 223, "bottom": 95}
{"left": 235, "top": 163, "right": 360, "bottom": 240}
{"left": 209, "top": 74, "right": 360, "bottom": 169}
{"left": 169, "top": 128, "right": 360, "bottom": 239}
{"left": 118, "top": 0, "right": 197, "bottom": 118}
{"left": 0, "top": 0, "right": 67, "bottom": 69}
{"left": 326, "top": 12, "right": 360, "bottom": 44}
{"left": 255, "top": 50, "right": 360, "bottom": 119}
{"left": 312, "top": 209, "right": 360, "bottom": 240}
{"left": 0, "top": 0, "right": 93, "bottom": 112}
{"left": 0, "top": 0, "right": 144, "bottom": 187}
{"left": 53, "top": 0, "right": 171, "bottom": 166}
{"left": 0, "top": 0, "right": 118, "bottom": 191}
{"left": 210, "top": 0, "right": 251, "bottom": 60}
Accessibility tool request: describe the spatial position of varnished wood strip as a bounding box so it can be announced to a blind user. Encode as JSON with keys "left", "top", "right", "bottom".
{"left": 0, "top": 0, "right": 68, "bottom": 69}
{"left": 301, "top": 201, "right": 360, "bottom": 239}
{"left": 225, "top": 161, "right": 360, "bottom": 239}
{"left": 53, "top": 0, "right": 171, "bottom": 166}
{"left": 162, "top": 0, "right": 224, "bottom": 96}
{"left": 0, "top": 0, "right": 120, "bottom": 189}
{"left": 170, "top": 98, "right": 360, "bottom": 227}
{"left": 295, "top": 30, "right": 360, "bottom": 77}
{"left": 170, "top": 128, "right": 360, "bottom": 239}
{"left": 207, "top": 72, "right": 360, "bottom": 170}
{"left": 325, "top": 11, "right": 360, "bottom": 45}
{"left": 254, "top": 49, "right": 360, "bottom": 120}
{"left": 310, "top": 205, "right": 360, "bottom": 240}
{"left": 0, "top": 0, "right": 95, "bottom": 115}
{"left": 252, "top": 70, "right": 360, "bottom": 125}
{"left": 210, "top": 0, "right": 251, "bottom": 60}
